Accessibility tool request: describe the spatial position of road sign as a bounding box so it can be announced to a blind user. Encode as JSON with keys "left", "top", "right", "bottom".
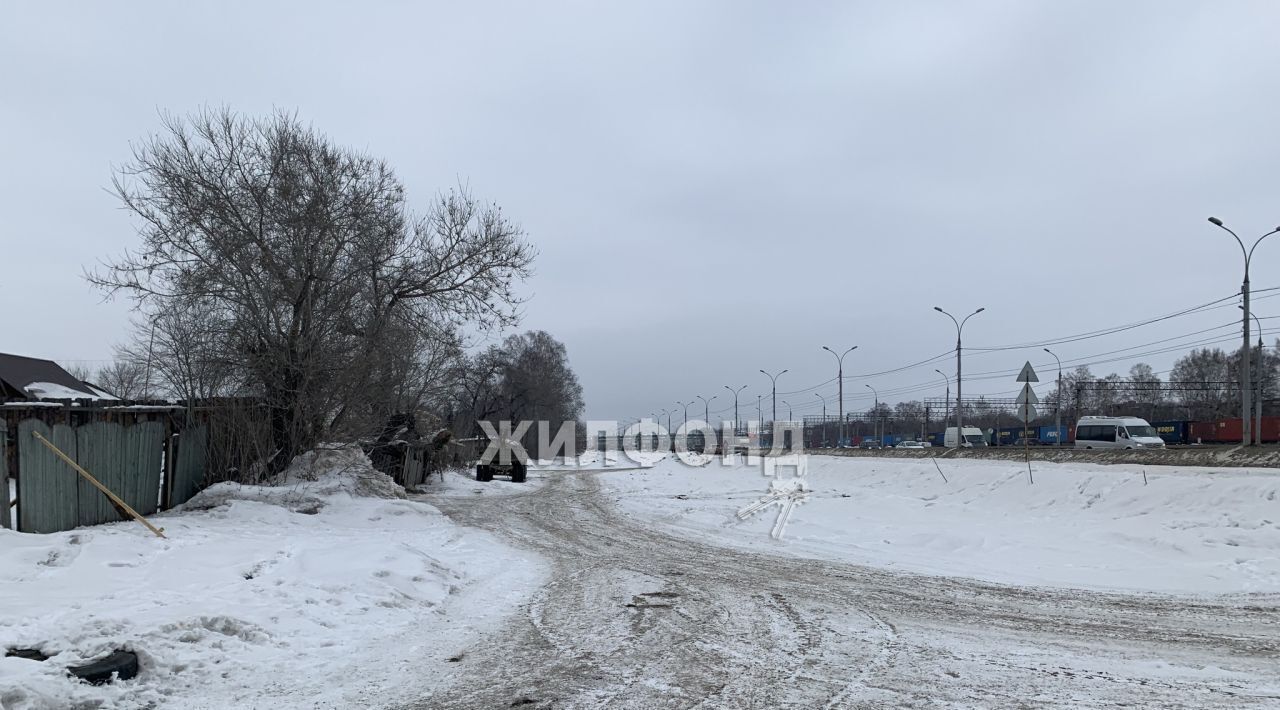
{"left": 1015, "top": 383, "right": 1039, "bottom": 405}
{"left": 1016, "top": 361, "right": 1039, "bottom": 383}
{"left": 1015, "top": 402, "right": 1038, "bottom": 423}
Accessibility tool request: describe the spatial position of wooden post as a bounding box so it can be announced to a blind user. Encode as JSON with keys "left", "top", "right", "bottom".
{"left": 30, "top": 429, "right": 166, "bottom": 538}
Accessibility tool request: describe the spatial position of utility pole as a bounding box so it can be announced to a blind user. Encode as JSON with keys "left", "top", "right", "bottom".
{"left": 865, "top": 384, "right": 879, "bottom": 442}
{"left": 815, "top": 392, "right": 827, "bottom": 447}
{"left": 934, "top": 306, "right": 985, "bottom": 446}
{"left": 1044, "top": 348, "right": 1063, "bottom": 447}
{"left": 759, "top": 369, "right": 788, "bottom": 425}
{"left": 935, "top": 368, "right": 951, "bottom": 433}
{"left": 1209, "top": 217, "right": 1279, "bottom": 446}
{"left": 822, "top": 346, "right": 857, "bottom": 447}
{"left": 747, "top": 394, "right": 757, "bottom": 445}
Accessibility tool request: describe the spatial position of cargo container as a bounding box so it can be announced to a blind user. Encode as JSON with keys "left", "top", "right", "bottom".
{"left": 1189, "top": 417, "right": 1280, "bottom": 444}
{"left": 993, "top": 425, "right": 1041, "bottom": 445}
{"left": 926, "top": 431, "right": 945, "bottom": 447}
{"left": 1038, "top": 425, "right": 1068, "bottom": 444}
{"left": 1151, "top": 420, "right": 1189, "bottom": 445}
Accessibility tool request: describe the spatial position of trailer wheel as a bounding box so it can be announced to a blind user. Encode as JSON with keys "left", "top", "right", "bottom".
{"left": 68, "top": 650, "right": 138, "bottom": 685}
{"left": 475, "top": 464, "right": 493, "bottom": 482}
{"left": 510, "top": 460, "right": 527, "bottom": 483}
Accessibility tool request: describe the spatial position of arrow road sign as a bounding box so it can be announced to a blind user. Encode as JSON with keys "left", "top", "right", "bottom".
{"left": 1016, "top": 361, "right": 1039, "bottom": 383}
{"left": 1016, "top": 383, "right": 1039, "bottom": 405}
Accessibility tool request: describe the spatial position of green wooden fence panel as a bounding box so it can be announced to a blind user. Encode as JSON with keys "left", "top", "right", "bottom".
{"left": 402, "top": 448, "right": 424, "bottom": 489}
{"left": 1, "top": 420, "right": 9, "bottom": 529}
{"left": 75, "top": 421, "right": 166, "bottom": 526}
{"left": 170, "top": 424, "right": 208, "bottom": 507}
{"left": 125, "top": 421, "right": 165, "bottom": 516}
{"left": 18, "top": 419, "right": 80, "bottom": 534}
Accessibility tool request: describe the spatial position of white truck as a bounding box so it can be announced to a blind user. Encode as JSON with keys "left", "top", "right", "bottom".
{"left": 944, "top": 426, "right": 987, "bottom": 448}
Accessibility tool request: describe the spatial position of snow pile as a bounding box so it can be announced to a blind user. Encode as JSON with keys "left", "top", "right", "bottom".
{"left": 599, "top": 455, "right": 1280, "bottom": 594}
{"left": 0, "top": 447, "right": 544, "bottom": 709}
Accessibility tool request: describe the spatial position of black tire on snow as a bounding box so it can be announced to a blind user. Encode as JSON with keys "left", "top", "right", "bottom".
{"left": 476, "top": 464, "right": 493, "bottom": 482}
{"left": 68, "top": 650, "right": 139, "bottom": 685}
{"left": 509, "top": 460, "right": 527, "bottom": 483}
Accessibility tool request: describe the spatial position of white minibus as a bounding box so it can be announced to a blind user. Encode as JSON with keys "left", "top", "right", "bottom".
{"left": 1073, "top": 416, "right": 1166, "bottom": 449}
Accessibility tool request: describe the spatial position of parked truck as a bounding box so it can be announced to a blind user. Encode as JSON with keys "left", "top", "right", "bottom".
{"left": 944, "top": 426, "right": 987, "bottom": 448}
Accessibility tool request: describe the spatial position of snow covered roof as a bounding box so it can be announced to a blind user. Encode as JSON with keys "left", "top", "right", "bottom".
{"left": 0, "top": 352, "right": 114, "bottom": 401}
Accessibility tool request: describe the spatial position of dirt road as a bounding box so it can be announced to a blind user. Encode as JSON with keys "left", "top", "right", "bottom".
{"left": 406, "top": 471, "right": 1279, "bottom": 709}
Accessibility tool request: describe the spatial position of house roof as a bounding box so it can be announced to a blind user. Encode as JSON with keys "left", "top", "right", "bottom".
{"left": 0, "top": 352, "right": 98, "bottom": 400}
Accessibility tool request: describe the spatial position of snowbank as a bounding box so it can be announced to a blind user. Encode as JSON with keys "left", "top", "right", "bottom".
{"left": 598, "top": 455, "right": 1280, "bottom": 594}
{"left": 0, "top": 446, "right": 544, "bottom": 709}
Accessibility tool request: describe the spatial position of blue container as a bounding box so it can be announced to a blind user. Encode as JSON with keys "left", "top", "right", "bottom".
{"left": 1038, "top": 425, "right": 1067, "bottom": 444}
{"left": 926, "top": 431, "right": 945, "bottom": 447}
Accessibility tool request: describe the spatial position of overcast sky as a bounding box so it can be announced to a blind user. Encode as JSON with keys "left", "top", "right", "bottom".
{"left": 4, "top": 1, "right": 1280, "bottom": 422}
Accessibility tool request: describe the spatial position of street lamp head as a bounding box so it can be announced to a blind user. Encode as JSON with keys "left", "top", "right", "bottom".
{"left": 933, "top": 306, "right": 944, "bottom": 313}
{"left": 822, "top": 345, "right": 832, "bottom": 353}
{"left": 974, "top": 307, "right": 985, "bottom": 314}
{"left": 1043, "top": 347, "right": 1051, "bottom": 353}
{"left": 781, "top": 369, "right": 789, "bottom": 375}
{"left": 759, "top": 369, "right": 767, "bottom": 375}
{"left": 1208, "top": 216, "right": 1224, "bottom": 226}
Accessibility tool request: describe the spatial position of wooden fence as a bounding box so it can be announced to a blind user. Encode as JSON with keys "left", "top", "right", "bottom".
{"left": 1, "top": 402, "right": 252, "bottom": 534}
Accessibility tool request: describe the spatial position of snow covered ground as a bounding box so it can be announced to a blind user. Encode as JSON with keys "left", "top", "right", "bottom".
{"left": 598, "top": 454, "right": 1280, "bottom": 594}
{"left": 0, "top": 447, "right": 545, "bottom": 709}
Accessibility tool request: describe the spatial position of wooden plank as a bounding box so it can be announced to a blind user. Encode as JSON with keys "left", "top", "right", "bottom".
{"left": 132, "top": 421, "right": 166, "bottom": 516}
{"left": 18, "top": 419, "right": 79, "bottom": 534}
{"left": 0, "top": 419, "right": 9, "bottom": 529}
{"left": 76, "top": 421, "right": 118, "bottom": 526}
{"left": 170, "top": 424, "right": 208, "bottom": 507}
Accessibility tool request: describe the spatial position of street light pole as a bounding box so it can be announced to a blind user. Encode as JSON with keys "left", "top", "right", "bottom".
{"left": 724, "top": 385, "right": 747, "bottom": 433}
{"left": 822, "top": 346, "right": 857, "bottom": 447}
{"left": 1209, "top": 217, "right": 1280, "bottom": 446}
{"left": 676, "top": 401, "right": 692, "bottom": 430}
{"left": 782, "top": 400, "right": 792, "bottom": 421}
{"left": 934, "top": 306, "right": 985, "bottom": 446}
{"left": 759, "top": 369, "right": 788, "bottom": 425}
{"left": 1044, "top": 348, "right": 1063, "bottom": 447}
{"left": 696, "top": 394, "right": 717, "bottom": 427}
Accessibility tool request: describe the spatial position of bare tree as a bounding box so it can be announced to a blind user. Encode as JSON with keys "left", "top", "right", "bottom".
{"left": 91, "top": 108, "right": 535, "bottom": 469}
{"left": 93, "top": 359, "right": 151, "bottom": 400}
